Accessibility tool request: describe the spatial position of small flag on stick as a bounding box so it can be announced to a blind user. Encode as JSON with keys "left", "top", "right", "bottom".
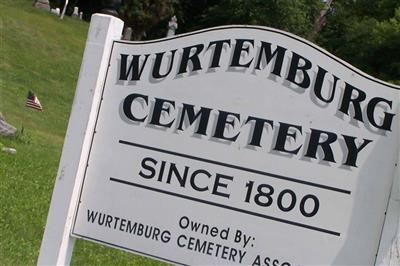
{"left": 26, "top": 91, "right": 43, "bottom": 111}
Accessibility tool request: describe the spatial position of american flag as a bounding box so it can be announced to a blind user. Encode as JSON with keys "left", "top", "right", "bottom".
{"left": 26, "top": 91, "right": 43, "bottom": 111}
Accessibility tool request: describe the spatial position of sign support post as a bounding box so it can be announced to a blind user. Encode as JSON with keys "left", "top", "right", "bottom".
{"left": 37, "top": 14, "right": 123, "bottom": 265}
{"left": 377, "top": 109, "right": 400, "bottom": 265}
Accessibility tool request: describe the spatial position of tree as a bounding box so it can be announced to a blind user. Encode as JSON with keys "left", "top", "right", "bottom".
{"left": 51, "top": 0, "right": 398, "bottom": 83}
{"left": 174, "top": 0, "right": 323, "bottom": 39}
{"left": 317, "top": 0, "right": 400, "bottom": 83}
{"left": 118, "top": 0, "right": 174, "bottom": 40}
{"left": 308, "top": 0, "right": 333, "bottom": 41}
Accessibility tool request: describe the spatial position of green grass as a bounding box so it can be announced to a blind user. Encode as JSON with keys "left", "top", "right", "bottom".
{"left": 0, "top": 1, "right": 166, "bottom": 265}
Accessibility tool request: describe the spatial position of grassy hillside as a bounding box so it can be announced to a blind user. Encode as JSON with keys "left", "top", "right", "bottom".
{"left": 0, "top": 1, "right": 164, "bottom": 265}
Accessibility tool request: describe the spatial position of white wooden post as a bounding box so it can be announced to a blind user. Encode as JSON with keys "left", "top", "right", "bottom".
{"left": 377, "top": 101, "right": 400, "bottom": 266}
{"left": 60, "top": 0, "right": 68, "bottom": 20}
{"left": 38, "top": 14, "right": 124, "bottom": 265}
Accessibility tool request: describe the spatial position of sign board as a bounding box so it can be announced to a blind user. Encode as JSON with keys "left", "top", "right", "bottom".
{"left": 39, "top": 16, "right": 400, "bottom": 265}
{"left": 70, "top": 25, "right": 400, "bottom": 265}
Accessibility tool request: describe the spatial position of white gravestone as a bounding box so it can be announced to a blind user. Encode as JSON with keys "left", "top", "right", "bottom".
{"left": 72, "top": 7, "right": 79, "bottom": 18}
{"left": 166, "top": 15, "right": 178, "bottom": 37}
{"left": 50, "top": 8, "right": 60, "bottom": 16}
{"left": 34, "top": 0, "right": 50, "bottom": 11}
{"left": 122, "top": 27, "right": 132, "bottom": 41}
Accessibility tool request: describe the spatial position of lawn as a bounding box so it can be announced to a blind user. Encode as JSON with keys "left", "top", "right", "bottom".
{"left": 0, "top": 1, "right": 166, "bottom": 265}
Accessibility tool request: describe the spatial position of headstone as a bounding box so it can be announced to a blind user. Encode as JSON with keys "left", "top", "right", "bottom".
{"left": 79, "top": 12, "right": 83, "bottom": 20}
{"left": 34, "top": 0, "right": 50, "bottom": 11}
{"left": 1, "top": 147, "right": 17, "bottom": 154}
{"left": 50, "top": 8, "right": 60, "bottom": 16}
{"left": 166, "top": 15, "right": 178, "bottom": 37}
{"left": 72, "top": 7, "right": 79, "bottom": 18}
{"left": 0, "top": 112, "right": 17, "bottom": 137}
{"left": 122, "top": 27, "right": 132, "bottom": 41}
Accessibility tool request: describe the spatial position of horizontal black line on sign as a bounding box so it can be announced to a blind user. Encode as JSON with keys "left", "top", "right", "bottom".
{"left": 118, "top": 140, "right": 351, "bottom": 195}
{"left": 109, "top": 177, "right": 341, "bottom": 237}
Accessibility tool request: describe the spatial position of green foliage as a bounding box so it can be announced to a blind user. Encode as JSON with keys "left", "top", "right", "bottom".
{"left": 317, "top": 0, "right": 400, "bottom": 83}
{"left": 91, "top": 0, "right": 323, "bottom": 41}
{"left": 62, "top": 0, "right": 398, "bottom": 83}
{"left": 119, "top": 0, "right": 174, "bottom": 40}
{"left": 372, "top": 7, "right": 400, "bottom": 82}
{"left": 115, "top": 0, "right": 398, "bottom": 83}
{"left": 175, "top": 0, "right": 323, "bottom": 38}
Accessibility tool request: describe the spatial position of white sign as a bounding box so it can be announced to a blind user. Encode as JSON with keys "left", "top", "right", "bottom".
{"left": 69, "top": 26, "right": 399, "bottom": 265}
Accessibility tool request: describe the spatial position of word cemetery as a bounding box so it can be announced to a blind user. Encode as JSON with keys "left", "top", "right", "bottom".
{"left": 39, "top": 15, "right": 399, "bottom": 266}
